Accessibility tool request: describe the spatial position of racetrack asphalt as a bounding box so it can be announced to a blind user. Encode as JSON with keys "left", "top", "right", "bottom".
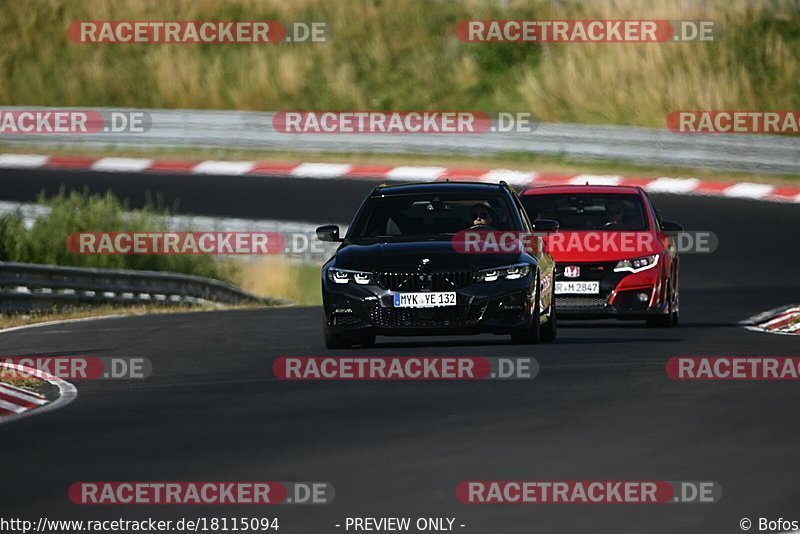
{"left": 0, "top": 169, "right": 798, "bottom": 533}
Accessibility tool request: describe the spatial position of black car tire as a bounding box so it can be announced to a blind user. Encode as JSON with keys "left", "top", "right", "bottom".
{"left": 323, "top": 317, "right": 353, "bottom": 349}
{"left": 540, "top": 288, "right": 557, "bottom": 342}
{"left": 323, "top": 317, "right": 376, "bottom": 349}
{"left": 324, "top": 330, "right": 353, "bottom": 349}
{"left": 511, "top": 279, "right": 541, "bottom": 344}
{"left": 357, "top": 334, "right": 376, "bottom": 348}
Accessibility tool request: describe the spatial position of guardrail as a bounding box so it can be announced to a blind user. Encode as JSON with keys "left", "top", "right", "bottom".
{"left": 0, "top": 107, "right": 798, "bottom": 174}
{"left": 0, "top": 261, "right": 279, "bottom": 312}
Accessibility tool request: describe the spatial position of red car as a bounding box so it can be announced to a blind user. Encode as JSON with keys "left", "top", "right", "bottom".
{"left": 520, "top": 185, "right": 680, "bottom": 326}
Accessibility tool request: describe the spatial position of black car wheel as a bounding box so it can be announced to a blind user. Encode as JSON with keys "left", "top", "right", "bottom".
{"left": 324, "top": 324, "right": 353, "bottom": 349}
{"left": 357, "top": 334, "right": 376, "bottom": 348}
{"left": 511, "top": 278, "right": 541, "bottom": 344}
{"left": 540, "top": 288, "right": 557, "bottom": 342}
{"left": 323, "top": 317, "right": 376, "bottom": 349}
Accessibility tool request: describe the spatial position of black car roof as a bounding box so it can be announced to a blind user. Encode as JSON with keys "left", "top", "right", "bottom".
{"left": 370, "top": 181, "right": 508, "bottom": 196}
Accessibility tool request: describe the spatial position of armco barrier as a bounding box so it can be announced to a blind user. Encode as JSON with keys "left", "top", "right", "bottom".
{"left": 1, "top": 107, "right": 799, "bottom": 174}
{"left": 0, "top": 261, "right": 278, "bottom": 312}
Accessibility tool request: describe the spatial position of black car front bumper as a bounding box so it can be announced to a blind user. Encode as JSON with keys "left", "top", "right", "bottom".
{"left": 322, "top": 277, "right": 537, "bottom": 337}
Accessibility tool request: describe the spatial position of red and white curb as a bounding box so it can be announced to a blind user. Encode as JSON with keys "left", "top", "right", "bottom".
{"left": 1, "top": 154, "right": 799, "bottom": 203}
{"left": 0, "top": 362, "right": 77, "bottom": 425}
{"left": 0, "top": 381, "right": 47, "bottom": 416}
{"left": 740, "top": 305, "right": 800, "bottom": 336}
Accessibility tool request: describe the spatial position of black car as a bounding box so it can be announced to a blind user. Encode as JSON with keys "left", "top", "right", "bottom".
{"left": 316, "top": 182, "right": 558, "bottom": 348}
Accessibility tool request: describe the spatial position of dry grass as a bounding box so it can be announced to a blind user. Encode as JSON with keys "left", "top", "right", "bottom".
{"left": 237, "top": 256, "right": 321, "bottom": 306}
{"left": 1, "top": 0, "right": 798, "bottom": 127}
{"left": 0, "top": 368, "right": 44, "bottom": 390}
{"left": 517, "top": 0, "right": 800, "bottom": 125}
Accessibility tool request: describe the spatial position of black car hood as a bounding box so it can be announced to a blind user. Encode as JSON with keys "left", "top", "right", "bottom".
{"left": 334, "top": 240, "right": 525, "bottom": 271}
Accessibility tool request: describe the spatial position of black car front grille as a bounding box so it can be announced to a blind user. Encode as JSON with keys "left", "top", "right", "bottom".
{"left": 332, "top": 314, "right": 364, "bottom": 327}
{"left": 369, "top": 304, "right": 486, "bottom": 328}
{"left": 375, "top": 271, "right": 475, "bottom": 291}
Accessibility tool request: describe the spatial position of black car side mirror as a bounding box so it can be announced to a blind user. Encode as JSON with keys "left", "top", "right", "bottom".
{"left": 661, "top": 220, "right": 683, "bottom": 232}
{"left": 532, "top": 219, "right": 559, "bottom": 232}
{"left": 316, "top": 225, "right": 343, "bottom": 242}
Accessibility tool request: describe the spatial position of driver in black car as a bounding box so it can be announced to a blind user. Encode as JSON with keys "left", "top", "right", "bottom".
{"left": 469, "top": 203, "right": 494, "bottom": 229}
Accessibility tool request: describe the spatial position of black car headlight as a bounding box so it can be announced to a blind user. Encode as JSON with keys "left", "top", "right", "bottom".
{"left": 327, "top": 267, "right": 374, "bottom": 285}
{"left": 476, "top": 263, "right": 531, "bottom": 282}
{"left": 613, "top": 254, "right": 659, "bottom": 273}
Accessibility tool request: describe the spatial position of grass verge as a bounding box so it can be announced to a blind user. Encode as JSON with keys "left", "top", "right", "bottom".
{"left": 237, "top": 257, "right": 321, "bottom": 306}
{"left": 1, "top": 0, "right": 799, "bottom": 129}
{"left": 0, "top": 368, "right": 44, "bottom": 390}
{"left": 0, "top": 188, "right": 240, "bottom": 281}
{"left": 0, "top": 191, "right": 309, "bottom": 318}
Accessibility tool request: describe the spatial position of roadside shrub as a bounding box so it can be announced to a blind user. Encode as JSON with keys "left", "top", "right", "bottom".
{"left": 0, "top": 189, "right": 237, "bottom": 282}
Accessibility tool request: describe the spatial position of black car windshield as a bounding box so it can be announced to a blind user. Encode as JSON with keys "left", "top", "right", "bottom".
{"left": 349, "top": 192, "right": 520, "bottom": 242}
{"left": 522, "top": 193, "right": 649, "bottom": 231}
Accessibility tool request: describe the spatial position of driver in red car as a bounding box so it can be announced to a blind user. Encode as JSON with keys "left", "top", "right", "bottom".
{"left": 604, "top": 200, "right": 627, "bottom": 228}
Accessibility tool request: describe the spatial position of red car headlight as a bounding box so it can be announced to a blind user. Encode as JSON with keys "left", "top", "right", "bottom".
{"left": 613, "top": 254, "right": 659, "bottom": 273}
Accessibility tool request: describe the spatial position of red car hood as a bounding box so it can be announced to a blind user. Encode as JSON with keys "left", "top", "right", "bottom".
{"left": 544, "top": 230, "right": 661, "bottom": 263}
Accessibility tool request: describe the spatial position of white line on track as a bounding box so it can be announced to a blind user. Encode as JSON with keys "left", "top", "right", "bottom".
{"left": 0, "top": 314, "right": 127, "bottom": 335}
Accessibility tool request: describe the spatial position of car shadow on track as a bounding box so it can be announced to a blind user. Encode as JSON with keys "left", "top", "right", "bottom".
{"left": 371, "top": 336, "right": 682, "bottom": 349}
{"left": 560, "top": 322, "right": 740, "bottom": 328}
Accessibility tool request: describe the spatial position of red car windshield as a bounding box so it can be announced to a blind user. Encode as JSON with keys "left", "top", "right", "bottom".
{"left": 522, "top": 193, "right": 649, "bottom": 231}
